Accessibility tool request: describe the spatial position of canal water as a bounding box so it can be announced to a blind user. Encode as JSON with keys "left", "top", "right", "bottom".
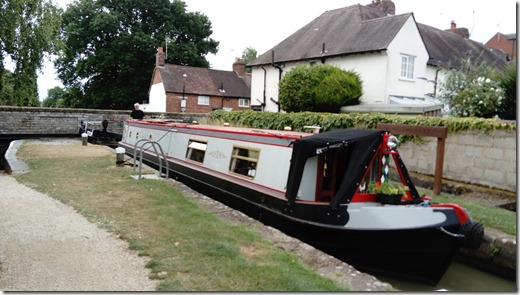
{"left": 377, "top": 261, "right": 517, "bottom": 291}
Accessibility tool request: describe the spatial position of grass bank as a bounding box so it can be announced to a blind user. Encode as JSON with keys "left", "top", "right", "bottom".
{"left": 13, "top": 143, "right": 346, "bottom": 291}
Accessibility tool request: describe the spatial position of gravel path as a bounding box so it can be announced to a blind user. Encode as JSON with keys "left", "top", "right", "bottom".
{"left": 0, "top": 173, "right": 156, "bottom": 291}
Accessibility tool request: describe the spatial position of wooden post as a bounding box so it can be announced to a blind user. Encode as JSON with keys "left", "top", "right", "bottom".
{"left": 377, "top": 123, "right": 448, "bottom": 195}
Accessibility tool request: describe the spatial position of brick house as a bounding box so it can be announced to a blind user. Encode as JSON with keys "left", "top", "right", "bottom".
{"left": 485, "top": 32, "right": 517, "bottom": 61}
{"left": 141, "top": 47, "right": 251, "bottom": 113}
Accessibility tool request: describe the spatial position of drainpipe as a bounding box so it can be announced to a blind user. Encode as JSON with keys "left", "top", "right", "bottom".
{"left": 433, "top": 68, "right": 441, "bottom": 97}
{"left": 261, "top": 66, "right": 267, "bottom": 111}
{"left": 271, "top": 50, "right": 283, "bottom": 112}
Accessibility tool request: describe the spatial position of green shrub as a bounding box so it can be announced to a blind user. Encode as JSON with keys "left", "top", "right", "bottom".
{"left": 439, "top": 53, "right": 509, "bottom": 118}
{"left": 496, "top": 63, "right": 516, "bottom": 120}
{"left": 210, "top": 110, "right": 516, "bottom": 134}
{"left": 278, "top": 64, "right": 362, "bottom": 113}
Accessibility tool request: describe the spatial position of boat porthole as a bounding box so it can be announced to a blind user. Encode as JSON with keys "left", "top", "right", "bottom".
{"left": 149, "top": 134, "right": 152, "bottom": 140}
{"left": 136, "top": 132, "right": 139, "bottom": 140}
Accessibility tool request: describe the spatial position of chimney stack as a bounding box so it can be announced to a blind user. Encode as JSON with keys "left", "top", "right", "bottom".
{"left": 233, "top": 57, "right": 246, "bottom": 77}
{"left": 450, "top": 20, "right": 457, "bottom": 30}
{"left": 366, "top": 0, "right": 395, "bottom": 15}
{"left": 156, "top": 47, "right": 165, "bottom": 67}
{"left": 445, "top": 20, "right": 469, "bottom": 39}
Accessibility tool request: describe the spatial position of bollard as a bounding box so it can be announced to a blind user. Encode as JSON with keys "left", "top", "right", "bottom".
{"left": 81, "top": 133, "right": 88, "bottom": 146}
{"left": 115, "top": 147, "right": 126, "bottom": 167}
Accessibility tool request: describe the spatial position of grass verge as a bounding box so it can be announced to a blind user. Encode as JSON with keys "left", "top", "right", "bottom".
{"left": 13, "top": 143, "right": 346, "bottom": 291}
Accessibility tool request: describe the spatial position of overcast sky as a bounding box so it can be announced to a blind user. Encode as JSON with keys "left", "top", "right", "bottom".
{"left": 35, "top": 0, "right": 517, "bottom": 100}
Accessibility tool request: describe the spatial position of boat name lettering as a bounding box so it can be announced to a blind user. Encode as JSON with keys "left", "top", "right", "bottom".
{"left": 208, "top": 150, "right": 227, "bottom": 159}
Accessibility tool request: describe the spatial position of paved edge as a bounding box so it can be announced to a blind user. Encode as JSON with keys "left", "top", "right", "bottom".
{"left": 4, "top": 140, "right": 29, "bottom": 174}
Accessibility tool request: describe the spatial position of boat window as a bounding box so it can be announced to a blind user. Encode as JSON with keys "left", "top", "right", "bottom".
{"left": 186, "top": 140, "right": 207, "bottom": 163}
{"left": 229, "top": 146, "right": 260, "bottom": 178}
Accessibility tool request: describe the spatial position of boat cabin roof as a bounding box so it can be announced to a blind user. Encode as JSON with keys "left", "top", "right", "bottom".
{"left": 128, "top": 119, "right": 313, "bottom": 141}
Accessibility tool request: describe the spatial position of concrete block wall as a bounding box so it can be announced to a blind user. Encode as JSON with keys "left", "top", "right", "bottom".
{"left": 397, "top": 130, "right": 516, "bottom": 192}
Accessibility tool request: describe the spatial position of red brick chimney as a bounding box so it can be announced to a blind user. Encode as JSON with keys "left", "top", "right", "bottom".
{"left": 445, "top": 20, "right": 469, "bottom": 39}
{"left": 366, "top": 0, "right": 395, "bottom": 15}
{"left": 233, "top": 57, "right": 246, "bottom": 77}
{"left": 156, "top": 47, "right": 165, "bottom": 67}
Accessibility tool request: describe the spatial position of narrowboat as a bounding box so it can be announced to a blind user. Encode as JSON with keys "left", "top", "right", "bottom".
{"left": 118, "top": 119, "right": 484, "bottom": 285}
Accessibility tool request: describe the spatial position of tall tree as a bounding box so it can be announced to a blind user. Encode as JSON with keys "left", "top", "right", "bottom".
{"left": 241, "top": 46, "right": 257, "bottom": 73}
{"left": 56, "top": 0, "right": 219, "bottom": 110}
{"left": 0, "top": 0, "right": 62, "bottom": 106}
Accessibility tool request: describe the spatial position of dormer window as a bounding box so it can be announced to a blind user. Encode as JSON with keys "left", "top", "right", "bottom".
{"left": 219, "top": 82, "right": 226, "bottom": 93}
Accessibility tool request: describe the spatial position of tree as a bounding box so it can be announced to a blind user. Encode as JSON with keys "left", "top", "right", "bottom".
{"left": 0, "top": 0, "right": 62, "bottom": 106}
{"left": 56, "top": 0, "right": 219, "bottom": 110}
{"left": 439, "top": 54, "right": 508, "bottom": 118}
{"left": 241, "top": 46, "right": 257, "bottom": 73}
{"left": 278, "top": 64, "right": 362, "bottom": 113}
{"left": 0, "top": 69, "right": 14, "bottom": 105}
{"left": 42, "top": 86, "right": 66, "bottom": 107}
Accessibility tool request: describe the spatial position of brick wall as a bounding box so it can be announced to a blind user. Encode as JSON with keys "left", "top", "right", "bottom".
{"left": 485, "top": 33, "right": 517, "bottom": 60}
{"left": 166, "top": 92, "right": 249, "bottom": 113}
{"left": 397, "top": 130, "right": 516, "bottom": 192}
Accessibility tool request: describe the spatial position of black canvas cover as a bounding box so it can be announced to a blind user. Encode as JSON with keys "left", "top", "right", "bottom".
{"left": 285, "top": 129, "right": 385, "bottom": 210}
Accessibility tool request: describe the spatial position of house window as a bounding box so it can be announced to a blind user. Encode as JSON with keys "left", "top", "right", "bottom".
{"left": 186, "top": 140, "right": 207, "bottom": 163}
{"left": 238, "top": 98, "right": 250, "bottom": 107}
{"left": 198, "top": 95, "right": 210, "bottom": 105}
{"left": 400, "top": 54, "right": 415, "bottom": 79}
{"left": 229, "top": 146, "right": 260, "bottom": 178}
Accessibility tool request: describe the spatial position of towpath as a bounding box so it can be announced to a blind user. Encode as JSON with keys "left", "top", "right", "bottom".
{"left": 0, "top": 145, "right": 156, "bottom": 291}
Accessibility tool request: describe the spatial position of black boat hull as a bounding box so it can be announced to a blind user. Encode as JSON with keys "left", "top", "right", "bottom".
{"left": 123, "top": 146, "right": 461, "bottom": 285}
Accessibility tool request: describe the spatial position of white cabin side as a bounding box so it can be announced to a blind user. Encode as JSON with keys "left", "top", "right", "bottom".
{"left": 122, "top": 123, "right": 317, "bottom": 197}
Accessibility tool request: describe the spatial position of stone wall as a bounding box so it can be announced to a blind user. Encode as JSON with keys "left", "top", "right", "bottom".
{"left": 0, "top": 106, "right": 206, "bottom": 137}
{"left": 397, "top": 130, "right": 516, "bottom": 192}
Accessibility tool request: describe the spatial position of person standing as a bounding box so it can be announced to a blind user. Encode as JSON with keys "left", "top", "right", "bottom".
{"left": 131, "top": 103, "right": 145, "bottom": 119}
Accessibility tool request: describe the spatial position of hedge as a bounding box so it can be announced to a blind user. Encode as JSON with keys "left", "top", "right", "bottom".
{"left": 209, "top": 110, "right": 516, "bottom": 134}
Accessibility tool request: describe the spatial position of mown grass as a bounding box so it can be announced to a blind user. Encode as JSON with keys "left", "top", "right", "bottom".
{"left": 14, "top": 143, "right": 346, "bottom": 291}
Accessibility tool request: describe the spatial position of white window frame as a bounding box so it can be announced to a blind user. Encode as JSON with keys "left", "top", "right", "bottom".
{"left": 186, "top": 139, "right": 207, "bottom": 163}
{"left": 198, "top": 95, "right": 210, "bottom": 105}
{"left": 238, "top": 98, "right": 250, "bottom": 107}
{"left": 229, "top": 146, "right": 260, "bottom": 179}
{"left": 400, "top": 54, "right": 415, "bottom": 80}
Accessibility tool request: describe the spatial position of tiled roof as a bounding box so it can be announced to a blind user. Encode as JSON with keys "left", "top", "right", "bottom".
{"left": 248, "top": 4, "right": 508, "bottom": 70}
{"left": 249, "top": 5, "right": 408, "bottom": 65}
{"left": 418, "top": 23, "right": 508, "bottom": 69}
{"left": 157, "top": 64, "right": 250, "bottom": 98}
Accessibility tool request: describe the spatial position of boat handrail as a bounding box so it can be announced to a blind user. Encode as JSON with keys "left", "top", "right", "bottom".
{"left": 133, "top": 139, "right": 169, "bottom": 179}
